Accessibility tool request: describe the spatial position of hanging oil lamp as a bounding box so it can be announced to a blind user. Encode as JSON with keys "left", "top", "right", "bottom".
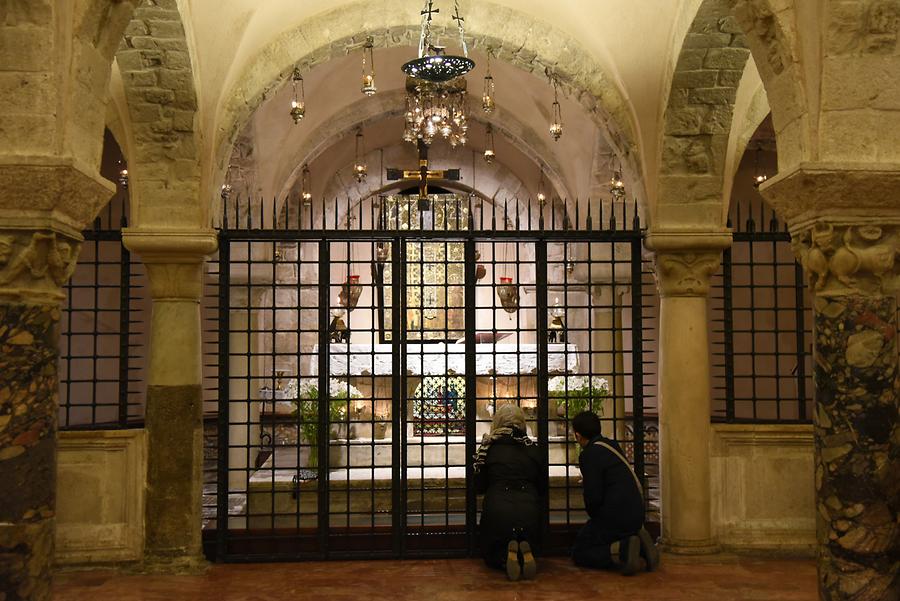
{"left": 610, "top": 166, "right": 626, "bottom": 201}
{"left": 290, "top": 68, "right": 306, "bottom": 124}
{"left": 752, "top": 144, "right": 768, "bottom": 188}
{"left": 549, "top": 78, "right": 563, "bottom": 141}
{"left": 497, "top": 276, "right": 519, "bottom": 314}
{"left": 300, "top": 163, "right": 312, "bottom": 206}
{"left": 482, "top": 51, "right": 495, "bottom": 113}
{"left": 361, "top": 37, "right": 377, "bottom": 96}
{"left": 537, "top": 167, "right": 547, "bottom": 206}
{"left": 117, "top": 160, "right": 129, "bottom": 189}
{"left": 353, "top": 127, "right": 368, "bottom": 182}
{"left": 483, "top": 123, "right": 495, "bottom": 164}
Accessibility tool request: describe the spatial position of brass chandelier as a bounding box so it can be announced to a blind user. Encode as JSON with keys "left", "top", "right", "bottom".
{"left": 402, "top": 0, "right": 473, "bottom": 147}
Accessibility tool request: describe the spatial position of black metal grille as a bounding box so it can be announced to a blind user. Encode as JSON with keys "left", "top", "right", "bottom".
{"left": 710, "top": 197, "right": 813, "bottom": 423}
{"left": 205, "top": 193, "right": 658, "bottom": 561}
{"left": 58, "top": 195, "right": 148, "bottom": 429}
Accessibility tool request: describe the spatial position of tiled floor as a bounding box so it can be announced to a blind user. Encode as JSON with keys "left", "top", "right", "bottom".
{"left": 55, "top": 554, "right": 817, "bottom": 601}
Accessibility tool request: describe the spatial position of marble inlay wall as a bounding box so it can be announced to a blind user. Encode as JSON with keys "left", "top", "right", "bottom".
{"left": 787, "top": 216, "right": 900, "bottom": 600}
{"left": 0, "top": 302, "right": 60, "bottom": 601}
{"left": 812, "top": 294, "right": 899, "bottom": 600}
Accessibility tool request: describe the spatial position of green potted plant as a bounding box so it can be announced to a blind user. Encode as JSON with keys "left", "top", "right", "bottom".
{"left": 288, "top": 378, "right": 361, "bottom": 469}
{"left": 549, "top": 375, "right": 609, "bottom": 437}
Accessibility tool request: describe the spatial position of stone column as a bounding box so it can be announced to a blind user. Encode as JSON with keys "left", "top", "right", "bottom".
{"left": 762, "top": 168, "right": 900, "bottom": 601}
{"left": 123, "top": 230, "right": 217, "bottom": 570}
{"left": 646, "top": 229, "right": 731, "bottom": 554}
{"left": 0, "top": 226, "right": 83, "bottom": 600}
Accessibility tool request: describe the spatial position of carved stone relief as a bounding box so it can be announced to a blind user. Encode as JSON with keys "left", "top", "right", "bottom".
{"left": 0, "top": 230, "right": 82, "bottom": 302}
{"left": 654, "top": 250, "right": 723, "bottom": 297}
{"left": 791, "top": 222, "right": 900, "bottom": 296}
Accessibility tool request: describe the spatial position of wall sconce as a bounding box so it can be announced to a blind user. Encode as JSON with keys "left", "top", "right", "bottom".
{"left": 290, "top": 68, "right": 306, "bottom": 124}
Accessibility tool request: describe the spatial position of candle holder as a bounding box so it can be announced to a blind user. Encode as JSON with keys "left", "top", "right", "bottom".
{"left": 475, "top": 250, "right": 486, "bottom": 281}
{"left": 497, "top": 276, "right": 519, "bottom": 314}
{"left": 339, "top": 275, "right": 363, "bottom": 311}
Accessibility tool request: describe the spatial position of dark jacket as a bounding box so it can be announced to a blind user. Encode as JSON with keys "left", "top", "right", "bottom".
{"left": 578, "top": 434, "right": 644, "bottom": 536}
{"left": 474, "top": 433, "right": 544, "bottom": 553}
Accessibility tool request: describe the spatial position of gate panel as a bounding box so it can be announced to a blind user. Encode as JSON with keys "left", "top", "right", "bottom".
{"left": 211, "top": 195, "right": 656, "bottom": 561}
{"left": 325, "top": 239, "right": 396, "bottom": 555}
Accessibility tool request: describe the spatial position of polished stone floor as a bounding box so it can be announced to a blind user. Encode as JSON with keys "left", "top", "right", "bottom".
{"left": 55, "top": 554, "right": 817, "bottom": 601}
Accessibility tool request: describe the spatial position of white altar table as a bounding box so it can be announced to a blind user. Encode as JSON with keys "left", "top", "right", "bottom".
{"left": 315, "top": 343, "right": 578, "bottom": 376}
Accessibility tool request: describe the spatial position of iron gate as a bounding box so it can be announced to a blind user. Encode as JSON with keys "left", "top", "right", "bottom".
{"left": 210, "top": 195, "right": 656, "bottom": 561}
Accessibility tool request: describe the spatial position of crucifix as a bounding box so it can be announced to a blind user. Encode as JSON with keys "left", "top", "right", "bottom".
{"left": 386, "top": 139, "right": 460, "bottom": 211}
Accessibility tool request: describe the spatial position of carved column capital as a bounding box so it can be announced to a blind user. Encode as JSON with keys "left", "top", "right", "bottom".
{"left": 645, "top": 230, "right": 732, "bottom": 298}
{"left": 0, "top": 229, "right": 83, "bottom": 303}
{"left": 123, "top": 229, "right": 218, "bottom": 301}
{"left": 789, "top": 217, "right": 900, "bottom": 297}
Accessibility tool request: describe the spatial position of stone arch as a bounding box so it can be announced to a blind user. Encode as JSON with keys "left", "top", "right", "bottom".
{"left": 313, "top": 142, "right": 559, "bottom": 227}
{"left": 657, "top": 0, "right": 752, "bottom": 228}
{"left": 114, "top": 0, "right": 203, "bottom": 228}
{"left": 211, "top": 0, "right": 640, "bottom": 214}
{"left": 724, "top": 0, "right": 807, "bottom": 171}
{"left": 271, "top": 90, "right": 574, "bottom": 205}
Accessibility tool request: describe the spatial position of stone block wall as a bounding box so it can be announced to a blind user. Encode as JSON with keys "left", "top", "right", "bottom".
{"left": 710, "top": 423, "right": 815, "bottom": 555}
{"left": 55, "top": 429, "right": 146, "bottom": 565}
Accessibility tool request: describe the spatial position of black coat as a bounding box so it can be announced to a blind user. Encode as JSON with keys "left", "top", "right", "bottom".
{"left": 474, "top": 434, "right": 544, "bottom": 554}
{"left": 578, "top": 435, "right": 644, "bottom": 537}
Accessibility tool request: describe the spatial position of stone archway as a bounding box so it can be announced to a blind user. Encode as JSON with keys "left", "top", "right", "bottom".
{"left": 657, "top": 0, "right": 752, "bottom": 228}
{"left": 271, "top": 91, "right": 574, "bottom": 206}
{"left": 209, "top": 0, "right": 641, "bottom": 216}
{"left": 115, "top": 0, "right": 204, "bottom": 228}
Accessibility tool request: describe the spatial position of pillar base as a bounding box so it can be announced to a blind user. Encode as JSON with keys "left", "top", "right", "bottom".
{"left": 140, "top": 554, "right": 208, "bottom": 575}
{"left": 659, "top": 537, "right": 721, "bottom": 555}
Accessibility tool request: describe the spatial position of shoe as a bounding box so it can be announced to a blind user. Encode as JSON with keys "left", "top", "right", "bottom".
{"left": 519, "top": 540, "right": 537, "bottom": 580}
{"left": 638, "top": 527, "right": 660, "bottom": 572}
{"left": 619, "top": 535, "right": 640, "bottom": 576}
{"left": 505, "top": 540, "right": 521, "bottom": 581}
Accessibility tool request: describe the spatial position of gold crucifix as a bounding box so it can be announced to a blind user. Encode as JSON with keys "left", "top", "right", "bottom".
{"left": 386, "top": 140, "right": 460, "bottom": 209}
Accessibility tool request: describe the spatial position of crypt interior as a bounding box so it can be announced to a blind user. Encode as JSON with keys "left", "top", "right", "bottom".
{"left": 0, "top": 1, "right": 898, "bottom": 600}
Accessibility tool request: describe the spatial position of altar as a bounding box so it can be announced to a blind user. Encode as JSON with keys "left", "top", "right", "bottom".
{"left": 319, "top": 342, "right": 580, "bottom": 376}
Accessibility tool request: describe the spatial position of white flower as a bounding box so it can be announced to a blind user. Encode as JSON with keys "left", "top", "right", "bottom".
{"left": 286, "top": 377, "right": 363, "bottom": 400}
{"left": 548, "top": 375, "right": 609, "bottom": 395}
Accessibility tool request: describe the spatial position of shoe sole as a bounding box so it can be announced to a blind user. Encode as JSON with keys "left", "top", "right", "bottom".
{"left": 506, "top": 541, "right": 521, "bottom": 581}
{"left": 638, "top": 528, "right": 660, "bottom": 572}
{"left": 519, "top": 541, "right": 536, "bottom": 580}
{"left": 621, "top": 535, "right": 640, "bottom": 576}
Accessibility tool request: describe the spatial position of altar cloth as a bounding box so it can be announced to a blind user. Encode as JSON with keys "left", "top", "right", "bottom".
{"left": 313, "top": 343, "right": 579, "bottom": 376}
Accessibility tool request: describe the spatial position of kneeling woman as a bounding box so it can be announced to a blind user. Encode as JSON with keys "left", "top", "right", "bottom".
{"left": 473, "top": 403, "right": 544, "bottom": 580}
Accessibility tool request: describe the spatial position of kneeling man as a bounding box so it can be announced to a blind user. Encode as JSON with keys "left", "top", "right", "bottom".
{"left": 570, "top": 411, "right": 660, "bottom": 575}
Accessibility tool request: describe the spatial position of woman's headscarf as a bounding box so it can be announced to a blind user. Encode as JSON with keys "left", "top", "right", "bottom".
{"left": 472, "top": 403, "right": 535, "bottom": 473}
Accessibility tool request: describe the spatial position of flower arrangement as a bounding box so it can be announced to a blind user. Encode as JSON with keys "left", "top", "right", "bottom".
{"left": 288, "top": 378, "right": 362, "bottom": 468}
{"left": 548, "top": 375, "right": 609, "bottom": 417}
